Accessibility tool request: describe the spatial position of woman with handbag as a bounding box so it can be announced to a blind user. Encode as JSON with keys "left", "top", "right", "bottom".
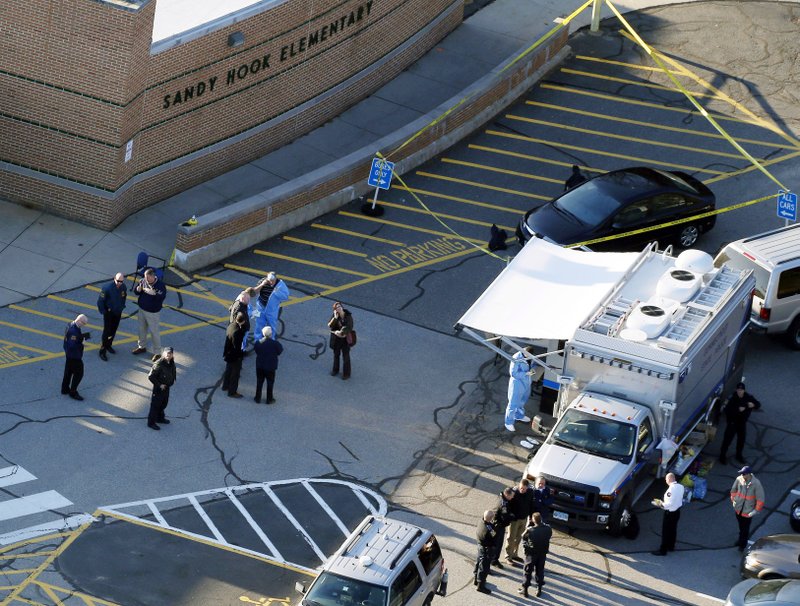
{"left": 328, "top": 301, "right": 354, "bottom": 380}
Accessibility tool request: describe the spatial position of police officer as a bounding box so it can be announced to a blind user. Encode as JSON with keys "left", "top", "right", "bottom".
{"left": 474, "top": 510, "right": 496, "bottom": 595}
{"left": 719, "top": 382, "right": 761, "bottom": 465}
{"left": 62, "top": 314, "right": 89, "bottom": 401}
{"left": 651, "top": 472, "right": 684, "bottom": 556}
{"left": 490, "top": 487, "right": 516, "bottom": 568}
{"left": 147, "top": 347, "right": 176, "bottom": 430}
{"left": 97, "top": 272, "right": 127, "bottom": 361}
{"left": 520, "top": 512, "right": 553, "bottom": 598}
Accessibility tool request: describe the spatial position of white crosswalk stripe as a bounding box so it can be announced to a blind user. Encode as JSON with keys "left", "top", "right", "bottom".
{"left": 0, "top": 465, "right": 93, "bottom": 545}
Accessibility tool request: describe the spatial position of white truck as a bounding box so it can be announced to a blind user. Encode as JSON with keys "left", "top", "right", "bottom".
{"left": 522, "top": 246, "right": 755, "bottom": 535}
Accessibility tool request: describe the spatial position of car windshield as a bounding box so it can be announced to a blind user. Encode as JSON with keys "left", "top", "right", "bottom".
{"left": 553, "top": 180, "right": 625, "bottom": 227}
{"left": 304, "top": 572, "right": 387, "bottom": 606}
{"left": 548, "top": 408, "right": 636, "bottom": 462}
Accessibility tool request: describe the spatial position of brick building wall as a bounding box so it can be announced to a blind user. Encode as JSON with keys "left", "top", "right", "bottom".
{"left": 0, "top": 0, "right": 462, "bottom": 229}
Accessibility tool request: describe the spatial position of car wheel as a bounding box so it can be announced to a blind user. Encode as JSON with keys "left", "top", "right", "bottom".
{"left": 677, "top": 224, "right": 700, "bottom": 248}
{"left": 422, "top": 592, "right": 435, "bottom": 606}
{"left": 786, "top": 317, "right": 800, "bottom": 350}
{"left": 761, "top": 573, "right": 785, "bottom": 580}
{"left": 791, "top": 498, "right": 800, "bottom": 532}
{"left": 608, "top": 497, "right": 632, "bottom": 537}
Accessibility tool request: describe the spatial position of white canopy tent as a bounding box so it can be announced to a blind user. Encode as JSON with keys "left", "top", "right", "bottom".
{"left": 456, "top": 239, "right": 640, "bottom": 364}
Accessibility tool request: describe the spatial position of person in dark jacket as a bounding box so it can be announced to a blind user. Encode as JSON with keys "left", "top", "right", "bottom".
{"left": 229, "top": 289, "right": 254, "bottom": 351}
{"left": 531, "top": 476, "right": 554, "bottom": 521}
{"left": 520, "top": 512, "right": 553, "bottom": 598}
{"left": 474, "top": 510, "right": 496, "bottom": 595}
{"left": 62, "top": 314, "right": 89, "bottom": 401}
{"left": 328, "top": 301, "right": 354, "bottom": 380}
{"left": 564, "top": 164, "right": 588, "bottom": 190}
{"left": 132, "top": 268, "right": 167, "bottom": 355}
{"left": 147, "top": 346, "right": 176, "bottom": 430}
{"left": 253, "top": 326, "right": 283, "bottom": 404}
{"left": 97, "top": 272, "right": 127, "bottom": 361}
{"left": 505, "top": 478, "right": 533, "bottom": 564}
{"left": 222, "top": 312, "right": 247, "bottom": 398}
{"left": 719, "top": 382, "right": 761, "bottom": 464}
{"left": 490, "top": 487, "right": 516, "bottom": 568}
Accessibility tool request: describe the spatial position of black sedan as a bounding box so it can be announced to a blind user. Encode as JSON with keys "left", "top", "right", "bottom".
{"left": 516, "top": 167, "right": 716, "bottom": 250}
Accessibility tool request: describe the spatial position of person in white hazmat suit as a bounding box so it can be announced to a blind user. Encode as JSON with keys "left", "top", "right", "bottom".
{"left": 505, "top": 347, "right": 533, "bottom": 431}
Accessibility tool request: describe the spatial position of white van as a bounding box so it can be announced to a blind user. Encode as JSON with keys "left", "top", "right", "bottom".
{"left": 295, "top": 515, "right": 447, "bottom": 606}
{"left": 714, "top": 223, "right": 800, "bottom": 348}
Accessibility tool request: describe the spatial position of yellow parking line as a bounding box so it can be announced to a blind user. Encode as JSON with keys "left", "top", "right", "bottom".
{"left": 311, "top": 223, "right": 406, "bottom": 246}
{"left": 560, "top": 67, "right": 721, "bottom": 100}
{"left": 192, "top": 274, "right": 249, "bottom": 290}
{"left": 574, "top": 54, "right": 664, "bottom": 73}
{"left": 485, "top": 129, "right": 728, "bottom": 175}
{"left": 338, "top": 211, "right": 486, "bottom": 244}
{"left": 0, "top": 319, "right": 79, "bottom": 343}
{"left": 505, "top": 114, "right": 761, "bottom": 160}
{"left": 415, "top": 171, "right": 548, "bottom": 200}
{"left": 394, "top": 184, "right": 523, "bottom": 214}
{"left": 539, "top": 83, "right": 763, "bottom": 129}
{"left": 171, "top": 286, "right": 229, "bottom": 307}
{"left": 164, "top": 305, "right": 223, "bottom": 321}
{"left": 616, "top": 30, "right": 800, "bottom": 149}
{"left": 253, "top": 250, "right": 374, "bottom": 278}
{"left": 282, "top": 236, "right": 368, "bottom": 258}
{"left": 0, "top": 338, "right": 52, "bottom": 356}
{"left": 524, "top": 101, "right": 791, "bottom": 150}
{"left": 705, "top": 149, "right": 800, "bottom": 184}
{"left": 370, "top": 199, "right": 516, "bottom": 232}
{"left": 8, "top": 305, "right": 136, "bottom": 339}
{"left": 222, "top": 264, "right": 333, "bottom": 289}
{"left": 51, "top": 294, "right": 180, "bottom": 330}
{"left": 468, "top": 144, "right": 604, "bottom": 175}
{"left": 440, "top": 158, "right": 563, "bottom": 185}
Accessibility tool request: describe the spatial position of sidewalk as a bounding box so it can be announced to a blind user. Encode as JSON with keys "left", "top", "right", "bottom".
{"left": 0, "top": 0, "right": 663, "bottom": 306}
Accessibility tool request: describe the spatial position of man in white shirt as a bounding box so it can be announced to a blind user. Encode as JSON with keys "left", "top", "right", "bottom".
{"left": 652, "top": 473, "right": 684, "bottom": 556}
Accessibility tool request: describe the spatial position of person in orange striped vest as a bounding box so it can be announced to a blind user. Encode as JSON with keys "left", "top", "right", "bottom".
{"left": 730, "top": 466, "right": 765, "bottom": 551}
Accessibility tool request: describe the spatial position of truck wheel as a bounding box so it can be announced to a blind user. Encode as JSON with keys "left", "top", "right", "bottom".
{"left": 677, "top": 224, "right": 700, "bottom": 248}
{"left": 786, "top": 317, "right": 800, "bottom": 350}
{"left": 608, "top": 497, "right": 633, "bottom": 537}
{"left": 791, "top": 499, "right": 800, "bottom": 532}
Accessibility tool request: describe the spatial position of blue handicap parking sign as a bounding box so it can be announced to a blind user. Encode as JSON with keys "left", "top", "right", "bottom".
{"left": 367, "top": 157, "right": 395, "bottom": 190}
{"left": 777, "top": 190, "right": 797, "bottom": 222}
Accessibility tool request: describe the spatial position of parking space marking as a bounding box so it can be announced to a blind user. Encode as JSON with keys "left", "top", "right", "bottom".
{"left": 224, "top": 488, "right": 283, "bottom": 560}
{"left": 253, "top": 250, "right": 375, "bottom": 278}
{"left": 282, "top": 236, "right": 369, "bottom": 258}
{"left": 371, "top": 199, "right": 516, "bottom": 232}
{"left": 311, "top": 223, "right": 406, "bottom": 247}
{"left": 468, "top": 144, "right": 604, "bottom": 175}
{"left": 301, "top": 481, "right": 350, "bottom": 537}
{"left": 486, "top": 129, "right": 727, "bottom": 174}
{"left": 560, "top": 67, "right": 721, "bottom": 100}
{"left": 261, "top": 485, "right": 327, "bottom": 563}
{"left": 705, "top": 149, "right": 800, "bottom": 184}
{"left": 0, "top": 492, "right": 72, "bottom": 523}
{"left": 48, "top": 294, "right": 182, "bottom": 330}
{"left": 539, "top": 83, "right": 763, "bottom": 130}
{"left": 8, "top": 304, "right": 137, "bottom": 339}
{"left": 440, "top": 158, "right": 563, "bottom": 187}
{"left": 339, "top": 210, "right": 486, "bottom": 244}
{"left": 395, "top": 184, "right": 525, "bottom": 214}
{"left": 523, "top": 101, "right": 791, "bottom": 150}
{"left": 99, "top": 479, "right": 387, "bottom": 570}
{"left": 505, "top": 114, "right": 764, "bottom": 160}
{"left": 415, "top": 171, "right": 548, "bottom": 200}
{"left": 222, "top": 264, "right": 334, "bottom": 289}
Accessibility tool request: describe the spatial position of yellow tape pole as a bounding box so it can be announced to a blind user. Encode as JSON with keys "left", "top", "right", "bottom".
{"left": 604, "top": 0, "right": 789, "bottom": 193}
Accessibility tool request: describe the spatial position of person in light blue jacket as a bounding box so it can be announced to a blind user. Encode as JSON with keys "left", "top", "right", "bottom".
{"left": 254, "top": 272, "right": 289, "bottom": 341}
{"left": 505, "top": 347, "right": 533, "bottom": 431}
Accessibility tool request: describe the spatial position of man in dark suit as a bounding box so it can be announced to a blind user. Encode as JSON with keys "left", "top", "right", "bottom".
{"left": 222, "top": 313, "right": 247, "bottom": 398}
{"left": 520, "top": 512, "right": 553, "bottom": 598}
